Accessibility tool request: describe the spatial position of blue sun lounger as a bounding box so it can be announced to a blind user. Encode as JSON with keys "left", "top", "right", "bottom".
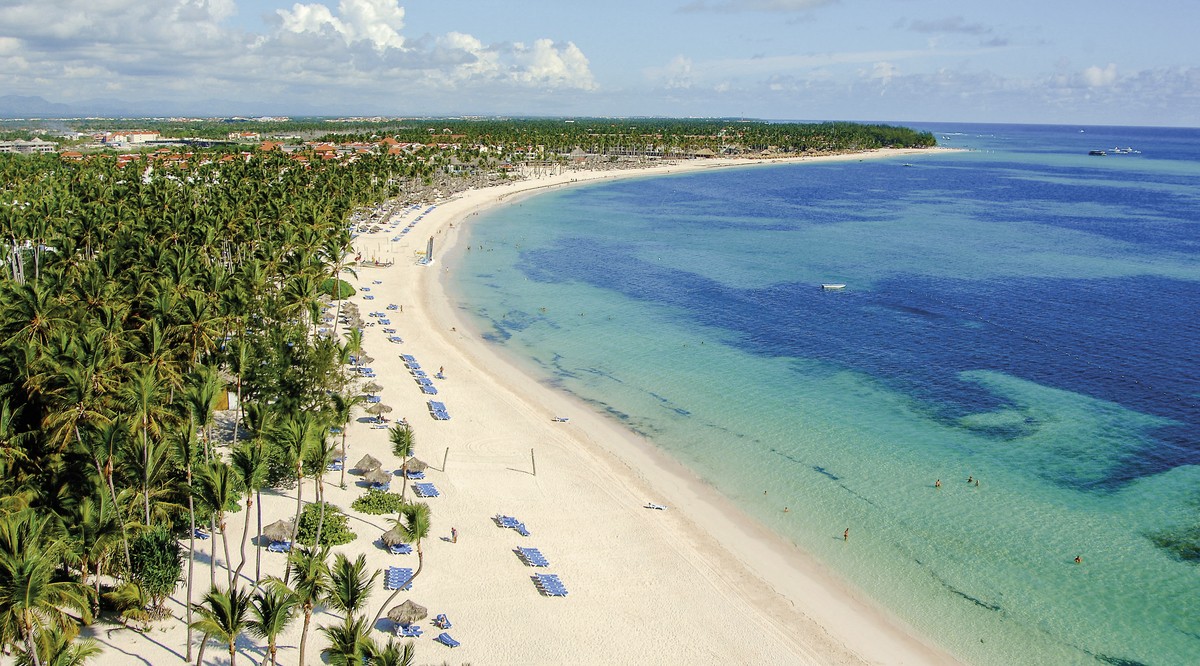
{"left": 515, "top": 523, "right": 530, "bottom": 537}
{"left": 435, "top": 632, "right": 459, "bottom": 648}
{"left": 420, "top": 384, "right": 438, "bottom": 395}
{"left": 495, "top": 515, "right": 520, "bottom": 529}
{"left": 517, "top": 547, "right": 550, "bottom": 567}
{"left": 404, "top": 470, "right": 425, "bottom": 480}
{"left": 384, "top": 567, "right": 413, "bottom": 590}
{"left": 388, "top": 543, "right": 412, "bottom": 555}
{"left": 533, "top": 573, "right": 568, "bottom": 596}
{"left": 400, "top": 354, "right": 416, "bottom": 363}
{"left": 395, "top": 624, "right": 422, "bottom": 638}
{"left": 413, "top": 483, "right": 440, "bottom": 498}
{"left": 434, "top": 613, "right": 451, "bottom": 629}
{"left": 194, "top": 528, "right": 210, "bottom": 540}
{"left": 267, "top": 540, "right": 291, "bottom": 553}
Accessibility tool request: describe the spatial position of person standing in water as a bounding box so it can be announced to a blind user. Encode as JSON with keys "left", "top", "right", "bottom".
{"left": 844, "top": 528, "right": 849, "bottom": 541}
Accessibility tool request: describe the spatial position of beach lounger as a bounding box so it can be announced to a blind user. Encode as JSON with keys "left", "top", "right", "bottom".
{"left": 420, "top": 385, "right": 438, "bottom": 395}
{"left": 435, "top": 633, "right": 459, "bottom": 648}
{"left": 380, "top": 319, "right": 391, "bottom": 325}
{"left": 413, "top": 483, "right": 440, "bottom": 498}
{"left": 382, "top": 328, "right": 395, "bottom": 333}
{"left": 552, "top": 416, "right": 570, "bottom": 422}
{"left": 434, "top": 614, "right": 451, "bottom": 629}
{"left": 518, "top": 547, "right": 550, "bottom": 567}
{"left": 395, "top": 624, "right": 422, "bottom": 638}
{"left": 373, "top": 280, "right": 382, "bottom": 285}
{"left": 389, "top": 336, "right": 404, "bottom": 343}
{"left": 495, "top": 515, "right": 520, "bottom": 529}
{"left": 387, "top": 304, "right": 398, "bottom": 310}
{"left": 193, "top": 528, "right": 210, "bottom": 540}
{"left": 327, "top": 461, "right": 343, "bottom": 472}
{"left": 533, "top": 573, "right": 568, "bottom": 597}
{"left": 404, "top": 470, "right": 425, "bottom": 480}
{"left": 384, "top": 567, "right": 413, "bottom": 590}
{"left": 401, "top": 355, "right": 416, "bottom": 363}
{"left": 515, "top": 523, "right": 530, "bottom": 537}
{"left": 267, "top": 541, "right": 291, "bottom": 553}
{"left": 363, "top": 295, "right": 375, "bottom": 300}
{"left": 388, "top": 543, "right": 412, "bottom": 555}
{"left": 366, "top": 395, "right": 382, "bottom": 403}
{"left": 361, "top": 287, "right": 371, "bottom": 292}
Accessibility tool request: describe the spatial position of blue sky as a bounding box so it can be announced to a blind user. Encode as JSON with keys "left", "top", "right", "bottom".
{"left": 2, "top": 0, "right": 1197, "bottom": 125}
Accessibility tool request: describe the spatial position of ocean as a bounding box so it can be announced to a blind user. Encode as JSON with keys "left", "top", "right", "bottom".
{"left": 446, "top": 123, "right": 1200, "bottom": 665}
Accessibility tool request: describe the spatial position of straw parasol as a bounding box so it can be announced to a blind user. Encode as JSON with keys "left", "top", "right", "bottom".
{"left": 362, "top": 381, "right": 384, "bottom": 395}
{"left": 381, "top": 525, "right": 406, "bottom": 547}
{"left": 364, "top": 468, "right": 392, "bottom": 486}
{"left": 366, "top": 403, "right": 393, "bottom": 421}
{"left": 404, "top": 457, "right": 428, "bottom": 473}
{"left": 262, "top": 519, "right": 293, "bottom": 544}
{"left": 354, "top": 454, "right": 381, "bottom": 472}
{"left": 388, "top": 600, "right": 427, "bottom": 627}
{"left": 358, "top": 354, "right": 375, "bottom": 365}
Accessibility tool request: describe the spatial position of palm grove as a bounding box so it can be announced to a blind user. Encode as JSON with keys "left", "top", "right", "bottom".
{"left": 0, "top": 147, "right": 445, "bottom": 665}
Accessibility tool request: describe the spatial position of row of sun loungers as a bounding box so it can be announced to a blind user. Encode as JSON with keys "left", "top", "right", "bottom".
{"left": 413, "top": 483, "right": 440, "bottom": 498}
{"left": 384, "top": 566, "right": 413, "bottom": 590}
{"left": 517, "top": 547, "right": 550, "bottom": 567}
{"left": 267, "top": 540, "right": 291, "bottom": 553}
{"left": 533, "top": 573, "right": 568, "bottom": 597}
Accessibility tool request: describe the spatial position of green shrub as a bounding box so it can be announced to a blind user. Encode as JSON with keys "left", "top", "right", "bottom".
{"left": 295, "top": 502, "right": 356, "bottom": 547}
{"left": 128, "top": 526, "right": 183, "bottom": 610}
{"left": 350, "top": 488, "right": 406, "bottom": 515}
{"left": 320, "top": 278, "right": 355, "bottom": 299}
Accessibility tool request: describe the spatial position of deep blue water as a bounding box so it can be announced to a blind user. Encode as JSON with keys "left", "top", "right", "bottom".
{"left": 451, "top": 123, "right": 1200, "bottom": 664}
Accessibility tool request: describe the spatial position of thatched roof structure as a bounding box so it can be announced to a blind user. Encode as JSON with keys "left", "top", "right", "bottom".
{"left": 262, "top": 519, "right": 293, "bottom": 544}
{"left": 364, "top": 468, "right": 392, "bottom": 485}
{"left": 354, "top": 454, "right": 381, "bottom": 472}
{"left": 388, "top": 600, "right": 427, "bottom": 627}
{"left": 404, "top": 457, "right": 428, "bottom": 473}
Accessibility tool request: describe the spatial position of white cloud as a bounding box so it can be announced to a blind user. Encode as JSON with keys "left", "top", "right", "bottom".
{"left": 278, "top": 0, "right": 406, "bottom": 51}
{"left": 1082, "top": 63, "right": 1118, "bottom": 88}
{"left": 678, "top": 0, "right": 834, "bottom": 12}
{"left": 871, "top": 61, "right": 898, "bottom": 84}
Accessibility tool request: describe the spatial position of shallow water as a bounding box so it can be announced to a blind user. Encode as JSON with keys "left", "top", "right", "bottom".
{"left": 448, "top": 124, "right": 1200, "bottom": 665}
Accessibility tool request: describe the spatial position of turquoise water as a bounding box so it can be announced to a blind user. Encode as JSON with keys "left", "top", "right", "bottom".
{"left": 447, "top": 124, "right": 1200, "bottom": 665}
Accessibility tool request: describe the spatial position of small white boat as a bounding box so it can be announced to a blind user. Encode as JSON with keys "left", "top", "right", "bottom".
{"left": 821, "top": 283, "right": 847, "bottom": 291}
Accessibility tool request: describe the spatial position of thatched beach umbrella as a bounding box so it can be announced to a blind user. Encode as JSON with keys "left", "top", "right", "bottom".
{"left": 263, "top": 519, "right": 293, "bottom": 544}
{"left": 358, "top": 354, "right": 375, "bottom": 365}
{"left": 362, "top": 381, "right": 384, "bottom": 395}
{"left": 364, "top": 468, "right": 392, "bottom": 486}
{"left": 354, "top": 454, "right": 381, "bottom": 472}
{"left": 366, "top": 404, "right": 393, "bottom": 422}
{"left": 388, "top": 600, "right": 427, "bottom": 627}
{"left": 381, "top": 525, "right": 406, "bottom": 547}
{"left": 404, "top": 458, "right": 428, "bottom": 473}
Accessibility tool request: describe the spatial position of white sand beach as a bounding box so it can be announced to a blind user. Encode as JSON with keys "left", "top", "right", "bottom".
{"left": 91, "top": 150, "right": 959, "bottom": 665}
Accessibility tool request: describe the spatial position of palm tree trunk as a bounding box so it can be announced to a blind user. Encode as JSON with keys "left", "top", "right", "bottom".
{"left": 339, "top": 430, "right": 347, "bottom": 488}
{"left": 284, "top": 469, "right": 303, "bottom": 585}
{"left": 195, "top": 632, "right": 209, "bottom": 666}
{"left": 298, "top": 609, "right": 311, "bottom": 666}
{"left": 400, "top": 457, "right": 408, "bottom": 500}
{"left": 25, "top": 628, "right": 41, "bottom": 666}
{"left": 233, "top": 497, "right": 252, "bottom": 583}
{"left": 81, "top": 426, "right": 131, "bottom": 571}
{"left": 254, "top": 489, "right": 262, "bottom": 584}
{"left": 220, "top": 519, "right": 234, "bottom": 590}
{"left": 186, "top": 492, "right": 196, "bottom": 663}
{"left": 142, "top": 422, "right": 151, "bottom": 524}
{"left": 209, "top": 515, "right": 217, "bottom": 591}
{"left": 228, "top": 639, "right": 237, "bottom": 666}
{"left": 313, "top": 475, "right": 326, "bottom": 548}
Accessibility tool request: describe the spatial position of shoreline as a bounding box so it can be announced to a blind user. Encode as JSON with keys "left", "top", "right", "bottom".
{"left": 415, "top": 150, "right": 959, "bottom": 663}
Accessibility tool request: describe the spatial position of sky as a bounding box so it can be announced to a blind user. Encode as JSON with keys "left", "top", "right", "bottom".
{"left": 1, "top": 0, "right": 1197, "bottom": 125}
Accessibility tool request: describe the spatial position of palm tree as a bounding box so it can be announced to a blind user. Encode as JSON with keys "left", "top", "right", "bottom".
{"left": 305, "top": 434, "right": 340, "bottom": 547}
{"left": 319, "top": 615, "right": 373, "bottom": 666}
{"left": 270, "top": 412, "right": 322, "bottom": 550}
{"left": 327, "top": 392, "right": 362, "bottom": 488}
{"left": 241, "top": 403, "right": 275, "bottom": 584}
{"left": 326, "top": 553, "right": 377, "bottom": 618}
{"left": 170, "top": 418, "right": 200, "bottom": 662}
{"left": 368, "top": 638, "right": 415, "bottom": 666}
{"left": 388, "top": 424, "right": 415, "bottom": 499}
{"left": 15, "top": 627, "right": 102, "bottom": 666}
{"left": 0, "top": 511, "right": 93, "bottom": 666}
{"left": 371, "top": 502, "right": 430, "bottom": 625}
{"left": 192, "top": 460, "right": 241, "bottom": 590}
{"left": 117, "top": 364, "right": 172, "bottom": 523}
{"left": 286, "top": 546, "right": 330, "bottom": 666}
{"left": 190, "top": 584, "right": 253, "bottom": 666}
{"left": 246, "top": 583, "right": 299, "bottom": 666}
{"left": 229, "top": 442, "right": 266, "bottom": 583}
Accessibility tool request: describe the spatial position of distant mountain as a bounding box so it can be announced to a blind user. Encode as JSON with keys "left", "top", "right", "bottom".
{"left": 0, "top": 95, "right": 74, "bottom": 118}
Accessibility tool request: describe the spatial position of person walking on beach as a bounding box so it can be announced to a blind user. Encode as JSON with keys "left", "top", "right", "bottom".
{"left": 451, "top": 527, "right": 458, "bottom": 543}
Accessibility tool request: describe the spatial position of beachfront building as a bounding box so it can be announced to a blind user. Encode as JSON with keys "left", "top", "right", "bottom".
{"left": 0, "top": 138, "right": 57, "bottom": 153}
